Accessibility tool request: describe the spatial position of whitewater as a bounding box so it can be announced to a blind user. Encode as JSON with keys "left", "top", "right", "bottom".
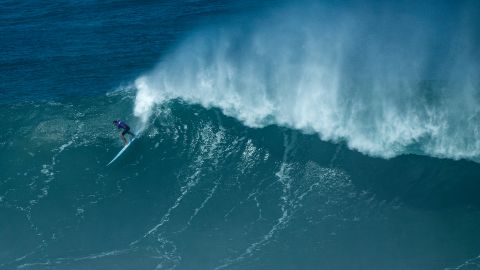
{"left": 1, "top": 1, "right": 480, "bottom": 270}
{"left": 134, "top": 1, "right": 480, "bottom": 161}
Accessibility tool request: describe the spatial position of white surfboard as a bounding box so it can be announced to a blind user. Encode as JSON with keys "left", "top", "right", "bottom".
{"left": 107, "top": 137, "right": 137, "bottom": 166}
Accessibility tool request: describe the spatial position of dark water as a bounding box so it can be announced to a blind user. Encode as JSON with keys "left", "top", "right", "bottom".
{"left": 1, "top": 1, "right": 480, "bottom": 270}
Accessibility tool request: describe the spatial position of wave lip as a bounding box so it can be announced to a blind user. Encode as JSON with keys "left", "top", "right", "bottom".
{"left": 134, "top": 1, "right": 480, "bottom": 162}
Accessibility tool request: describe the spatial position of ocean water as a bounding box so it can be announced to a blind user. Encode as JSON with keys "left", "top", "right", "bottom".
{"left": 1, "top": 1, "right": 480, "bottom": 269}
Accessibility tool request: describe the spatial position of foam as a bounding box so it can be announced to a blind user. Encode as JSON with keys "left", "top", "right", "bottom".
{"left": 134, "top": 1, "right": 480, "bottom": 161}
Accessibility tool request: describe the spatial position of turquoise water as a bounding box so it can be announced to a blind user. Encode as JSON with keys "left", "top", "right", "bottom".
{"left": 1, "top": 1, "right": 480, "bottom": 269}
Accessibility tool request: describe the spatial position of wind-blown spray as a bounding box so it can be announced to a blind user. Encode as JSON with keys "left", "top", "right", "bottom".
{"left": 134, "top": 0, "right": 480, "bottom": 161}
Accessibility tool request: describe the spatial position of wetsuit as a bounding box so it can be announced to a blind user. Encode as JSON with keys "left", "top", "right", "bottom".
{"left": 115, "top": 121, "right": 134, "bottom": 136}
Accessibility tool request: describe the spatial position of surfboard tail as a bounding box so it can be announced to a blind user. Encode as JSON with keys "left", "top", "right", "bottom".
{"left": 107, "top": 137, "right": 137, "bottom": 166}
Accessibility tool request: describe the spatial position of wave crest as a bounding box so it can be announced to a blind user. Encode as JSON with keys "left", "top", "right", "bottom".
{"left": 134, "top": 1, "right": 480, "bottom": 161}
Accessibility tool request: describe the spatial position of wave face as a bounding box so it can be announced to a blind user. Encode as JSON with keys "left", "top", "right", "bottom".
{"left": 134, "top": 0, "right": 480, "bottom": 161}
{"left": 2, "top": 92, "right": 480, "bottom": 270}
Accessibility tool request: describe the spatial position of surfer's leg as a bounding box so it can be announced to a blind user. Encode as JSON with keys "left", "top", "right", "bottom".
{"left": 124, "top": 127, "right": 135, "bottom": 137}
{"left": 120, "top": 131, "right": 128, "bottom": 145}
{"left": 120, "top": 134, "right": 127, "bottom": 145}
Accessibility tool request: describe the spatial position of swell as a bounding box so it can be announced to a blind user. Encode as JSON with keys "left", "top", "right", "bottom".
{"left": 2, "top": 92, "right": 480, "bottom": 269}
{"left": 133, "top": 0, "right": 480, "bottom": 162}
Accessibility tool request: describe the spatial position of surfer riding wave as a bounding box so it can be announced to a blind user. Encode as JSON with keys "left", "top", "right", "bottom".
{"left": 113, "top": 120, "right": 135, "bottom": 145}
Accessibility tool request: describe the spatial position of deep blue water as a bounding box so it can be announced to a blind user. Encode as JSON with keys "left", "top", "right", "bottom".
{"left": 1, "top": 1, "right": 480, "bottom": 269}
{"left": 0, "top": 1, "right": 272, "bottom": 101}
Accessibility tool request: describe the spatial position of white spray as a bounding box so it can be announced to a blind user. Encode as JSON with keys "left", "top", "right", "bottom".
{"left": 134, "top": 1, "right": 480, "bottom": 161}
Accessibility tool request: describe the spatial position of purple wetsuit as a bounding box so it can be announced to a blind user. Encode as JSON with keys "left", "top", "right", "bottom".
{"left": 115, "top": 121, "right": 131, "bottom": 136}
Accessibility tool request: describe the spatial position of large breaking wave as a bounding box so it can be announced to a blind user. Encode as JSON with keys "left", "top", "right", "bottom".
{"left": 133, "top": 0, "right": 480, "bottom": 161}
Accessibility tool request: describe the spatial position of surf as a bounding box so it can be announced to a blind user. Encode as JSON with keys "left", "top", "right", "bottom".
{"left": 3, "top": 1, "right": 480, "bottom": 269}
{"left": 133, "top": 0, "right": 480, "bottom": 162}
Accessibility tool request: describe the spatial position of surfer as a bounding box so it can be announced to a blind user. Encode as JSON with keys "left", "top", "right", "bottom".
{"left": 113, "top": 120, "right": 135, "bottom": 145}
